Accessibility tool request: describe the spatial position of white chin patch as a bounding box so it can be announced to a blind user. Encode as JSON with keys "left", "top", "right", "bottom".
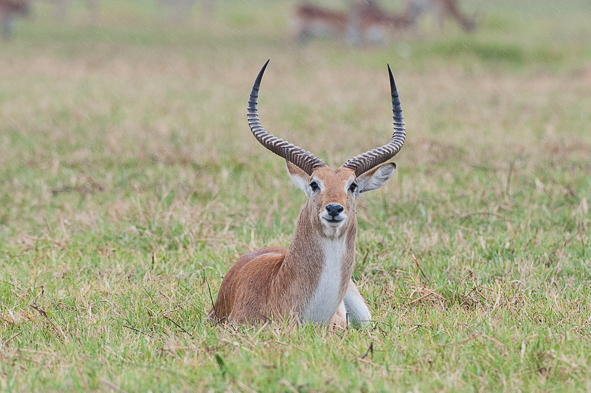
{"left": 319, "top": 213, "right": 346, "bottom": 236}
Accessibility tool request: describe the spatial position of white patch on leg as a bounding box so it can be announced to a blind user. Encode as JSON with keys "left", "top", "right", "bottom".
{"left": 344, "top": 283, "right": 371, "bottom": 327}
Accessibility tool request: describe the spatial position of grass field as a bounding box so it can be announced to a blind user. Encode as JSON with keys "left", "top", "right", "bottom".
{"left": 1, "top": 0, "right": 591, "bottom": 391}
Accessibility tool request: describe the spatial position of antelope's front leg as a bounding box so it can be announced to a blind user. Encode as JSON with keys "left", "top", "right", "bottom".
{"left": 328, "top": 301, "right": 348, "bottom": 332}
{"left": 344, "top": 280, "right": 371, "bottom": 327}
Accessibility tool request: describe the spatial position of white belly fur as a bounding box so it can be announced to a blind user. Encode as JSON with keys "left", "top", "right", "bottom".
{"left": 301, "top": 238, "right": 345, "bottom": 323}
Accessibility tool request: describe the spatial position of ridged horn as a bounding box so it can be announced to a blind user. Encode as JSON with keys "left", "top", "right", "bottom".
{"left": 247, "top": 60, "right": 325, "bottom": 176}
{"left": 343, "top": 64, "right": 406, "bottom": 177}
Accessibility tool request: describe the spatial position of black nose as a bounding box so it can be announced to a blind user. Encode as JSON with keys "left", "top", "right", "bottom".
{"left": 325, "top": 204, "right": 344, "bottom": 218}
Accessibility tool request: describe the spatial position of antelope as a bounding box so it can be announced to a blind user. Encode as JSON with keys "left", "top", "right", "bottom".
{"left": 0, "top": 0, "right": 29, "bottom": 40}
{"left": 348, "top": 0, "right": 413, "bottom": 45}
{"left": 209, "top": 60, "right": 406, "bottom": 329}
{"left": 292, "top": 2, "right": 411, "bottom": 45}
{"left": 291, "top": 4, "right": 348, "bottom": 44}
{"left": 405, "top": 0, "right": 476, "bottom": 32}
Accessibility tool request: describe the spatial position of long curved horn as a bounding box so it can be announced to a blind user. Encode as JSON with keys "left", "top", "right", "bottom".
{"left": 343, "top": 64, "right": 406, "bottom": 177}
{"left": 247, "top": 60, "right": 325, "bottom": 176}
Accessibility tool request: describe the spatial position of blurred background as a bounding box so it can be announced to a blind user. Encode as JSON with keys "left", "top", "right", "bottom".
{"left": 1, "top": 0, "right": 590, "bottom": 242}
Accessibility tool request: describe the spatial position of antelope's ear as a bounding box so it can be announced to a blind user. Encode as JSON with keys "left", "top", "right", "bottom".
{"left": 356, "top": 163, "right": 396, "bottom": 197}
{"left": 286, "top": 160, "right": 310, "bottom": 195}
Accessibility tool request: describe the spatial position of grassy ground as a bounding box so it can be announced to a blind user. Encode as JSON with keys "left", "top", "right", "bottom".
{"left": 1, "top": 0, "right": 591, "bottom": 391}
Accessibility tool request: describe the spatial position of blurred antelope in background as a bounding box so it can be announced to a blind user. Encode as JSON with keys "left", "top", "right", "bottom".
{"left": 406, "top": 0, "right": 476, "bottom": 32}
{"left": 0, "top": 0, "right": 29, "bottom": 40}
{"left": 210, "top": 60, "right": 406, "bottom": 329}
{"left": 291, "top": 3, "right": 348, "bottom": 43}
{"left": 292, "top": 1, "right": 411, "bottom": 46}
{"left": 347, "top": 0, "right": 413, "bottom": 45}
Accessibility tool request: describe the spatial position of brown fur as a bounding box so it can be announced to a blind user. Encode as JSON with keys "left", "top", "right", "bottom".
{"left": 405, "top": 0, "right": 476, "bottom": 32}
{"left": 292, "top": 4, "right": 349, "bottom": 41}
{"left": 296, "top": 4, "right": 348, "bottom": 25}
{"left": 292, "top": 2, "right": 412, "bottom": 45}
{"left": 351, "top": 1, "right": 412, "bottom": 30}
{"left": 210, "top": 165, "right": 360, "bottom": 326}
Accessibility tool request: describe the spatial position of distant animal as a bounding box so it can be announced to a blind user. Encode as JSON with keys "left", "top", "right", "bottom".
{"left": 348, "top": 0, "right": 413, "bottom": 45}
{"left": 291, "top": 3, "right": 348, "bottom": 43}
{"left": 292, "top": 2, "right": 412, "bottom": 46}
{"left": 209, "top": 60, "right": 407, "bottom": 330}
{"left": 405, "top": 0, "right": 476, "bottom": 32}
{"left": 0, "top": 0, "right": 29, "bottom": 40}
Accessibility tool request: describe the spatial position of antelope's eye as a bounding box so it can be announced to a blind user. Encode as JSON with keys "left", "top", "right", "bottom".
{"left": 309, "top": 181, "right": 319, "bottom": 192}
{"left": 349, "top": 183, "right": 358, "bottom": 193}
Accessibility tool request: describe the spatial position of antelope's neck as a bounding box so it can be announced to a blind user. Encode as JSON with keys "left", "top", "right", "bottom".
{"left": 276, "top": 205, "right": 357, "bottom": 323}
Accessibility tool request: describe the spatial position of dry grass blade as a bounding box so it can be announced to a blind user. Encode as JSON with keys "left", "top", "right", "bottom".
{"left": 30, "top": 304, "right": 48, "bottom": 319}
{"left": 481, "top": 334, "right": 509, "bottom": 356}
{"left": 274, "top": 340, "right": 306, "bottom": 352}
{"left": 279, "top": 379, "right": 300, "bottom": 393}
{"left": 552, "top": 232, "right": 573, "bottom": 284}
{"left": 162, "top": 314, "right": 193, "bottom": 337}
{"left": 409, "top": 288, "right": 444, "bottom": 305}
{"left": 360, "top": 342, "right": 374, "bottom": 359}
{"left": 99, "top": 378, "right": 128, "bottom": 393}
{"left": 235, "top": 379, "right": 258, "bottom": 393}
{"left": 122, "top": 325, "right": 154, "bottom": 338}
{"left": 29, "top": 304, "right": 69, "bottom": 341}
{"left": 442, "top": 332, "right": 483, "bottom": 348}
{"left": 3, "top": 330, "right": 22, "bottom": 346}
{"left": 411, "top": 253, "right": 430, "bottom": 284}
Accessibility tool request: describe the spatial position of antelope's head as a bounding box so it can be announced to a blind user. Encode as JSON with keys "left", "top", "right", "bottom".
{"left": 247, "top": 60, "right": 405, "bottom": 238}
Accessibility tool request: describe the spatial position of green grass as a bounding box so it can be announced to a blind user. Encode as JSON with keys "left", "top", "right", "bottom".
{"left": 1, "top": 0, "right": 591, "bottom": 391}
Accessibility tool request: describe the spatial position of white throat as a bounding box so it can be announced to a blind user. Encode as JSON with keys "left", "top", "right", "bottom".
{"left": 301, "top": 237, "right": 346, "bottom": 323}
